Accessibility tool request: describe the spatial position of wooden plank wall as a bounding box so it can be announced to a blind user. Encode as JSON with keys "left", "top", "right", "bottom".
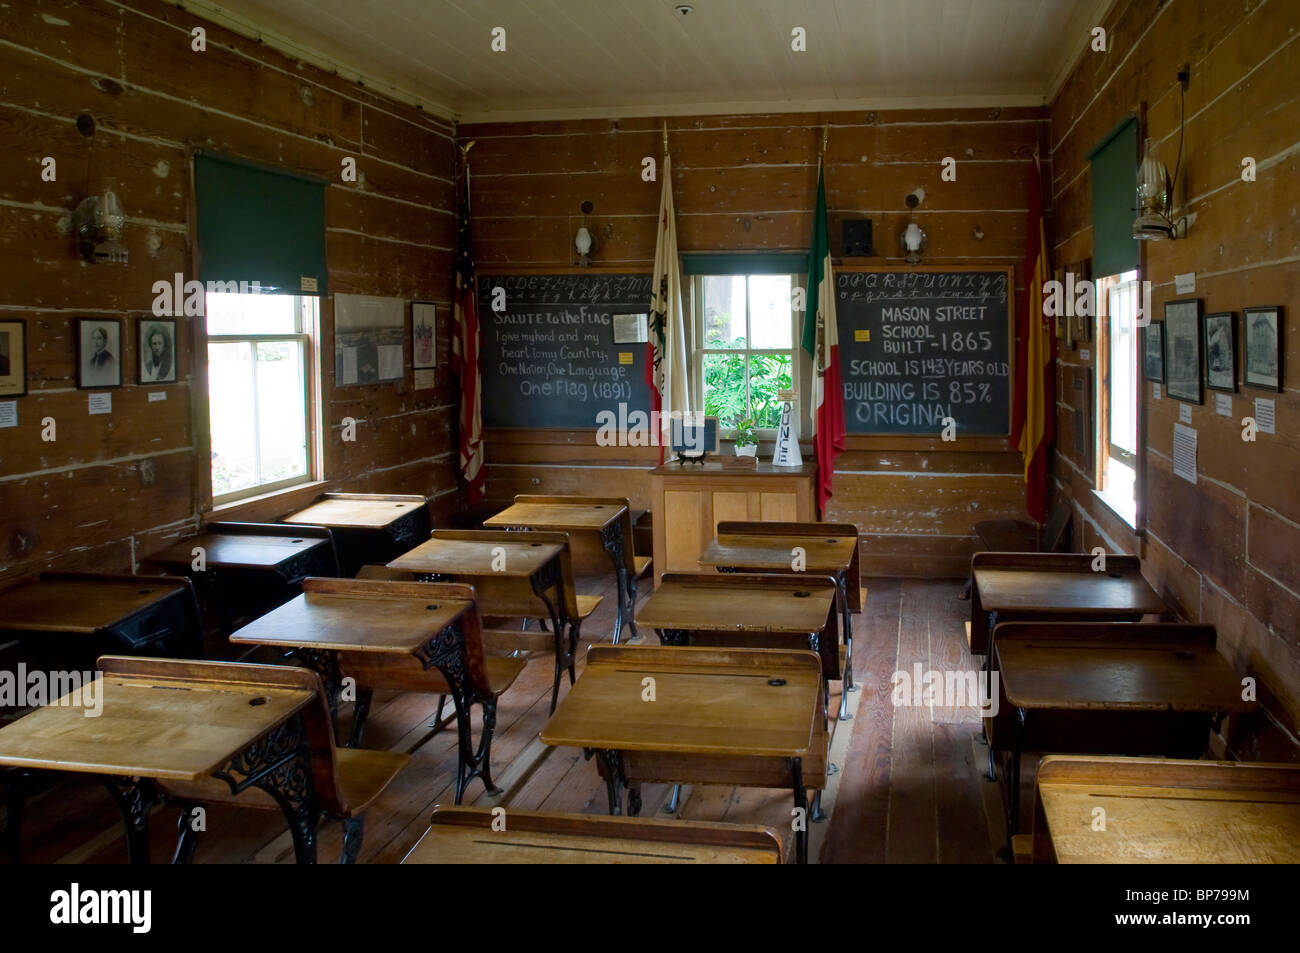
{"left": 0, "top": 0, "right": 459, "bottom": 582}
{"left": 459, "top": 108, "right": 1049, "bottom": 576}
{"left": 1050, "top": 0, "right": 1300, "bottom": 747}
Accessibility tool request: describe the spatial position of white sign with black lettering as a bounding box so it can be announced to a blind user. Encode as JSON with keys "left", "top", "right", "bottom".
{"left": 1152, "top": 382, "right": 1162, "bottom": 400}
{"left": 1179, "top": 403, "right": 1192, "bottom": 424}
{"left": 0, "top": 401, "right": 15, "bottom": 428}
{"left": 1173, "top": 422, "right": 1197, "bottom": 484}
{"left": 1215, "top": 393, "right": 1232, "bottom": 417}
{"left": 1255, "top": 397, "right": 1276, "bottom": 435}
{"left": 88, "top": 393, "right": 112, "bottom": 415}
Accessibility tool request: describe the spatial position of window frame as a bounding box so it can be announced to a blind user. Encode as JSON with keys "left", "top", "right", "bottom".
{"left": 1093, "top": 270, "right": 1140, "bottom": 527}
{"left": 205, "top": 294, "right": 322, "bottom": 506}
{"left": 689, "top": 271, "right": 806, "bottom": 438}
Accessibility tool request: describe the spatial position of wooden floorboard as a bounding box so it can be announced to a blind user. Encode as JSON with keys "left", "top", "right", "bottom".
{"left": 0, "top": 575, "right": 994, "bottom": 865}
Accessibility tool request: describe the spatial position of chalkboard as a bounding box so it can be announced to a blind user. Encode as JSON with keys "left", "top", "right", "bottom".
{"left": 835, "top": 269, "right": 1012, "bottom": 435}
{"left": 478, "top": 273, "right": 653, "bottom": 429}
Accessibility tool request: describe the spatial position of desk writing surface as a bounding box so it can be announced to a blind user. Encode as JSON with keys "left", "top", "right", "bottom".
{"left": 973, "top": 567, "right": 1165, "bottom": 615}
{"left": 997, "top": 639, "right": 1252, "bottom": 712}
{"left": 0, "top": 673, "right": 312, "bottom": 780}
{"left": 388, "top": 537, "right": 563, "bottom": 577}
{"left": 148, "top": 533, "right": 326, "bottom": 570}
{"left": 402, "top": 809, "right": 781, "bottom": 864}
{"left": 229, "top": 590, "right": 472, "bottom": 653}
{"left": 484, "top": 502, "right": 623, "bottom": 532}
{"left": 540, "top": 646, "right": 820, "bottom": 758}
{"left": 635, "top": 576, "right": 837, "bottom": 634}
{"left": 1036, "top": 757, "right": 1300, "bottom": 864}
{"left": 284, "top": 497, "right": 424, "bottom": 530}
{"left": 0, "top": 577, "right": 189, "bottom": 634}
{"left": 699, "top": 534, "right": 857, "bottom": 573}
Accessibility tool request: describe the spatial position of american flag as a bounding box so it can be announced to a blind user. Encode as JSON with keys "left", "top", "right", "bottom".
{"left": 452, "top": 154, "right": 485, "bottom": 503}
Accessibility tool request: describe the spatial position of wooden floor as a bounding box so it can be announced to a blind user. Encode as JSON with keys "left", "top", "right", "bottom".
{"left": 1, "top": 576, "right": 996, "bottom": 864}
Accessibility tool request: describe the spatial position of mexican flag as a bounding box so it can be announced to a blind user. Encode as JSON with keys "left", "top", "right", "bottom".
{"left": 801, "top": 157, "right": 846, "bottom": 513}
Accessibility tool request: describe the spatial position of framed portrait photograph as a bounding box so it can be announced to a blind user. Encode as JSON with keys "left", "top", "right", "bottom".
{"left": 1243, "top": 306, "right": 1283, "bottom": 391}
{"left": 1203, "top": 312, "right": 1236, "bottom": 393}
{"left": 138, "top": 318, "right": 177, "bottom": 384}
{"left": 411, "top": 302, "right": 436, "bottom": 370}
{"left": 1163, "top": 299, "right": 1202, "bottom": 404}
{"left": 0, "top": 320, "right": 26, "bottom": 398}
{"left": 76, "top": 318, "right": 122, "bottom": 389}
{"left": 1142, "top": 321, "right": 1164, "bottom": 383}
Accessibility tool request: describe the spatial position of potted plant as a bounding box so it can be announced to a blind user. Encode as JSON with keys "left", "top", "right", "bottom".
{"left": 732, "top": 416, "right": 759, "bottom": 457}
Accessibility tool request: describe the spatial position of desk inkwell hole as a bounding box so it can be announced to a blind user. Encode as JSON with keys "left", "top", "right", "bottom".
{"left": 248, "top": 696, "right": 272, "bottom": 707}
{"left": 1174, "top": 649, "right": 1194, "bottom": 660}
{"left": 793, "top": 590, "right": 811, "bottom": 598}
{"left": 767, "top": 678, "right": 787, "bottom": 687}
{"left": 825, "top": 538, "right": 838, "bottom": 544}
{"left": 137, "top": 589, "right": 152, "bottom": 595}
{"left": 1107, "top": 572, "right": 1122, "bottom": 578}
{"left": 425, "top": 604, "right": 440, "bottom": 611}
{"left": 530, "top": 542, "right": 542, "bottom": 547}
{"left": 290, "top": 539, "right": 304, "bottom": 544}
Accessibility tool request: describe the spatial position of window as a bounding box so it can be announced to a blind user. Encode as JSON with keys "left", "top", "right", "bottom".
{"left": 1095, "top": 270, "right": 1139, "bottom": 526}
{"left": 693, "top": 273, "right": 800, "bottom": 432}
{"left": 206, "top": 292, "right": 321, "bottom": 503}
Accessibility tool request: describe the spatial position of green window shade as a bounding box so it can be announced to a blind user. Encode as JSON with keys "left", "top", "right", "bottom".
{"left": 682, "top": 253, "right": 809, "bottom": 275}
{"left": 1087, "top": 117, "right": 1139, "bottom": 278}
{"left": 194, "top": 153, "right": 327, "bottom": 295}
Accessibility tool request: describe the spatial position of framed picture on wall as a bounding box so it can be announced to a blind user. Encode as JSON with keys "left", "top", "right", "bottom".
{"left": 1243, "top": 306, "right": 1283, "bottom": 391}
{"left": 1070, "top": 258, "right": 1092, "bottom": 344}
{"left": 137, "top": 317, "right": 177, "bottom": 383}
{"left": 1163, "top": 298, "right": 1202, "bottom": 404}
{"left": 412, "top": 302, "right": 436, "bottom": 370}
{"left": 76, "top": 318, "right": 122, "bottom": 390}
{"left": 1203, "top": 312, "right": 1236, "bottom": 393}
{"left": 0, "top": 320, "right": 27, "bottom": 397}
{"left": 1142, "top": 321, "right": 1164, "bottom": 383}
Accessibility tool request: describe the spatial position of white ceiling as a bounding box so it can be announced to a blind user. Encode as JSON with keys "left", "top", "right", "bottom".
{"left": 187, "top": 0, "right": 1115, "bottom": 122}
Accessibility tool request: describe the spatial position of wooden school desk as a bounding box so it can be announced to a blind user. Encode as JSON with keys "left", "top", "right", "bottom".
{"left": 994, "top": 622, "right": 1254, "bottom": 851}
{"left": 484, "top": 497, "right": 637, "bottom": 642}
{"left": 0, "top": 572, "right": 202, "bottom": 665}
{"left": 540, "top": 645, "right": 826, "bottom": 864}
{"left": 635, "top": 572, "right": 840, "bottom": 721}
{"left": 0, "top": 657, "right": 318, "bottom": 863}
{"left": 403, "top": 807, "right": 784, "bottom": 864}
{"left": 143, "top": 522, "right": 337, "bottom": 638}
{"left": 969, "top": 552, "right": 1166, "bottom": 662}
{"left": 1030, "top": 756, "right": 1300, "bottom": 864}
{"left": 282, "top": 492, "right": 430, "bottom": 576}
{"left": 228, "top": 578, "right": 502, "bottom": 804}
{"left": 389, "top": 532, "right": 580, "bottom": 712}
{"left": 699, "top": 521, "right": 860, "bottom": 717}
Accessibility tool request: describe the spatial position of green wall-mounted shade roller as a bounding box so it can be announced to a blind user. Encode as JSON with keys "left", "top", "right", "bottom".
{"left": 194, "top": 153, "right": 328, "bottom": 296}
{"left": 682, "top": 253, "right": 809, "bottom": 275}
{"left": 1087, "top": 116, "right": 1140, "bottom": 279}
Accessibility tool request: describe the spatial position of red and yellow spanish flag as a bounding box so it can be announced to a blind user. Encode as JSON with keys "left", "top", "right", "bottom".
{"left": 1010, "top": 152, "right": 1055, "bottom": 524}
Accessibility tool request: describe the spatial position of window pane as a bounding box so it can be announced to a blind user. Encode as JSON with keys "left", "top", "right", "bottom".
{"left": 206, "top": 292, "right": 299, "bottom": 335}
{"left": 701, "top": 275, "right": 746, "bottom": 348}
{"left": 208, "top": 341, "right": 258, "bottom": 497}
{"left": 749, "top": 352, "right": 793, "bottom": 428}
{"left": 1108, "top": 280, "right": 1138, "bottom": 456}
{"left": 703, "top": 352, "right": 747, "bottom": 423}
{"left": 255, "top": 341, "right": 308, "bottom": 485}
{"left": 748, "top": 275, "right": 793, "bottom": 348}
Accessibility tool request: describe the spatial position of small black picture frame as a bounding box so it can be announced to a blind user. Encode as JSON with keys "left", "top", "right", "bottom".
{"left": 1243, "top": 305, "right": 1283, "bottom": 392}
{"left": 1203, "top": 312, "right": 1236, "bottom": 393}
{"left": 1163, "top": 298, "right": 1202, "bottom": 404}
{"left": 76, "top": 317, "right": 123, "bottom": 390}
{"left": 1142, "top": 321, "right": 1163, "bottom": 383}
{"left": 138, "top": 317, "right": 178, "bottom": 384}
{"left": 0, "top": 319, "right": 27, "bottom": 398}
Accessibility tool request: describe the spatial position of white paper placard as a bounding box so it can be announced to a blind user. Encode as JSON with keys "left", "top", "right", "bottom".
{"left": 1255, "top": 397, "right": 1276, "bottom": 434}
{"left": 1172, "top": 422, "right": 1198, "bottom": 484}
{"left": 1179, "top": 403, "right": 1192, "bottom": 423}
{"left": 1215, "top": 393, "right": 1232, "bottom": 417}
{"left": 1152, "top": 382, "right": 1162, "bottom": 400}
{"left": 1174, "top": 272, "right": 1196, "bottom": 294}
{"left": 0, "top": 401, "right": 16, "bottom": 428}
{"left": 413, "top": 368, "right": 436, "bottom": 391}
{"left": 1079, "top": 348, "right": 1090, "bottom": 362}
{"left": 377, "top": 344, "right": 404, "bottom": 380}
{"left": 148, "top": 391, "right": 167, "bottom": 403}
{"left": 88, "top": 393, "right": 112, "bottom": 415}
